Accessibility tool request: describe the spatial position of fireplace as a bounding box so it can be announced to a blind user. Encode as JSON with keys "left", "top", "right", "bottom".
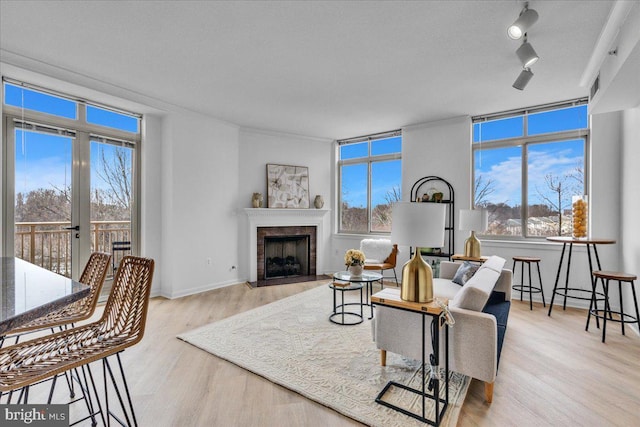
{"left": 245, "top": 208, "right": 329, "bottom": 283}
{"left": 257, "top": 226, "right": 316, "bottom": 281}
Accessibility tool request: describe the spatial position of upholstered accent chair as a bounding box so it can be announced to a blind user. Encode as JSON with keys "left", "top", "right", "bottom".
{"left": 360, "top": 238, "right": 399, "bottom": 286}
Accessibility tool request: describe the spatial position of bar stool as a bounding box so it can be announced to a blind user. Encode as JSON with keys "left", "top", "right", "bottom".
{"left": 590, "top": 271, "right": 640, "bottom": 343}
{"left": 512, "top": 256, "right": 546, "bottom": 310}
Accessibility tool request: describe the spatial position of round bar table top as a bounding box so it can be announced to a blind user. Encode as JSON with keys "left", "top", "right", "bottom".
{"left": 546, "top": 236, "right": 616, "bottom": 245}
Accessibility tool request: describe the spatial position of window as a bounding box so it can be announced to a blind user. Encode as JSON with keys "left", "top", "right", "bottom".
{"left": 338, "top": 131, "right": 402, "bottom": 233}
{"left": 3, "top": 79, "right": 141, "bottom": 282}
{"left": 472, "top": 100, "right": 588, "bottom": 238}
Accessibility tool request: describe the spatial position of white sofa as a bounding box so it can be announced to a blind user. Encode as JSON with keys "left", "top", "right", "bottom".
{"left": 372, "top": 256, "right": 512, "bottom": 403}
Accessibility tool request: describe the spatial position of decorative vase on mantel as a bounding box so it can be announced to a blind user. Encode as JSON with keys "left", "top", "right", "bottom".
{"left": 348, "top": 264, "right": 363, "bottom": 277}
{"left": 314, "top": 195, "right": 324, "bottom": 209}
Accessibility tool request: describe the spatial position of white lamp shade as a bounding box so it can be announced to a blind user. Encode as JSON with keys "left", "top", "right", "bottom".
{"left": 459, "top": 209, "right": 488, "bottom": 232}
{"left": 391, "top": 202, "right": 446, "bottom": 248}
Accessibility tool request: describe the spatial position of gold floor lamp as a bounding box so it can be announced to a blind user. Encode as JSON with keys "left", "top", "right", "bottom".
{"left": 391, "top": 202, "right": 446, "bottom": 303}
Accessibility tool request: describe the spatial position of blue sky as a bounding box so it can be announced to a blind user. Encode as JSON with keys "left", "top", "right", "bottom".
{"left": 341, "top": 136, "right": 402, "bottom": 207}
{"left": 474, "top": 105, "right": 587, "bottom": 207}
{"left": 7, "top": 83, "right": 135, "bottom": 195}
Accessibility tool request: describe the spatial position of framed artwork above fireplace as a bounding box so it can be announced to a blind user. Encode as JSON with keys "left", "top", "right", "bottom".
{"left": 267, "top": 164, "right": 309, "bottom": 208}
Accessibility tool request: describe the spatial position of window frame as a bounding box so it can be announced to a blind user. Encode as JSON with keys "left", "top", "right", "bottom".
{"left": 2, "top": 78, "right": 142, "bottom": 272}
{"left": 337, "top": 130, "right": 402, "bottom": 234}
{"left": 472, "top": 99, "right": 589, "bottom": 240}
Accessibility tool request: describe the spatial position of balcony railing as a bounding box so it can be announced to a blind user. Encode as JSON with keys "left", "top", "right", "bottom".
{"left": 14, "top": 221, "right": 131, "bottom": 277}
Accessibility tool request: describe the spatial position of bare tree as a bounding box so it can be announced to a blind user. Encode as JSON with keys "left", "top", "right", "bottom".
{"left": 537, "top": 174, "right": 566, "bottom": 235}
{"left": 372, "top": 185, "right": 402, "bottom": 231}
{"left": 96, "top": 146, "right": 132, "bottom": 211}
{"left": 474, "top": 175, "right": 495, "bottom": 207}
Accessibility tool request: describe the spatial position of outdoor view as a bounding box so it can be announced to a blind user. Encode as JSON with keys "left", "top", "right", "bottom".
{"left": 340, "top": 135, "right": 402, "bottom": 233}
{"left": 5, "top": 82, "right": 138, "bottom": 276}
{"left": 473, "top": 103, "right": 588, "bottom": 237}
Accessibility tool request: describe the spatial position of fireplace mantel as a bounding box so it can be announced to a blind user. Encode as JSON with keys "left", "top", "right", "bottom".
{"left": 245, "top": 208, "right": 330, "bottom": 282}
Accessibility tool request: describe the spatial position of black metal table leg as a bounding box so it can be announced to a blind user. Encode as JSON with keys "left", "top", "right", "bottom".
{"left": 548, "top": 242, "right": 567, "bottom": 316}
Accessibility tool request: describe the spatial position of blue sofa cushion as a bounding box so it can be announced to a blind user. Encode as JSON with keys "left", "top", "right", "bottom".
{"left": 482, "top": 291, "right": 511, "bottom": 368}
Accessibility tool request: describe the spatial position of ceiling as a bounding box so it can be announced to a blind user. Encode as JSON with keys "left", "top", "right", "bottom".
{"left": 0, "top": 1, "right": 614, "bottom": 139}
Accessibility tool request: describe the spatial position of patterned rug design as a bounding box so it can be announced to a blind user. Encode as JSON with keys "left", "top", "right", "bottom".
{"left": 178, "top": 284, "right": 469, "bottom": 427}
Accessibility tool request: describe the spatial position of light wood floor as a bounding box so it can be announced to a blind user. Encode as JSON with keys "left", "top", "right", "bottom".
{"left": 19, "top": 280, "right": 640, "bottom": 426}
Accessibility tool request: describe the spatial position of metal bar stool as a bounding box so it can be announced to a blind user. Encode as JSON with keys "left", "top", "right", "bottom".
{"left": 589, "top": 271, "right": 639, "bottom": 343}
{"left": 512, "top": 256, "right": 546, "bottom": 310}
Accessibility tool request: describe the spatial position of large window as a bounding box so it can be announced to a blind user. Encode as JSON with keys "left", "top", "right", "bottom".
{"left": 472, "top": 100, "right": 589, "bottom": 238}
{"left": 338, "top": 131, "right": 401, "bottom": 233}
{"left": 3, "top": 79, "right": 141, "bottom": 282}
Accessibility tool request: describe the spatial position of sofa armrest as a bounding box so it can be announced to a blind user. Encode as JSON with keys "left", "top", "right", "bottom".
{"left": 493, "top": 268, "right": 513, "bottom": 300}
{"left": 449, "top": 307, "right": 498, "bottom": 384}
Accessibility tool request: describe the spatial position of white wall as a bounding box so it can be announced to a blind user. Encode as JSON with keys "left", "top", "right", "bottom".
{"left": 621, "top": 106, "right": 640, "bottom": 332}
{"left": 160, "top": 112, "right": 241, "bottom": 298}
{"left": 141, "top": 114, "right": 164, "bottom": 294}
{"left": 237, "top": 128, "right": 333, "bottom": 279}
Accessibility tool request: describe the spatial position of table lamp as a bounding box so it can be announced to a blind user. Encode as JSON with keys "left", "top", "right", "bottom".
{"left": 459, "top": 209, "right": 488, "bottom": 258}
{"left": 391, "top": 202, "right": 446, "bottom": 303}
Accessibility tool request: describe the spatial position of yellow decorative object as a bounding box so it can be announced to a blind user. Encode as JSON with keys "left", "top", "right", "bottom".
{"left": 572, "top": 196, "right": 588, "bottom": 238}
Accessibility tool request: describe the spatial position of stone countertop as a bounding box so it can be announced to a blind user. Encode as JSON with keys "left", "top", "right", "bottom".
{"left": 1, "top": 257, "right": 90, "bottom": 335}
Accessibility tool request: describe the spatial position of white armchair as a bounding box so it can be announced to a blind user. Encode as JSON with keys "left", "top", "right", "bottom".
{"left": 359, "top": 238, "right": 399, "bottom": 286}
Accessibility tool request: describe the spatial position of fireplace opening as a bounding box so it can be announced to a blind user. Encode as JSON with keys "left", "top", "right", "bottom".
{"left": 264, "top": 236, "right": 309, "bottom": 279}
{"left": 257, "top": 226, "right": 317, "bottom": 282}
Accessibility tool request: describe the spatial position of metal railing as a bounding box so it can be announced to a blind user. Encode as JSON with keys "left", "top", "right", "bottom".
{"left": 14, "top": 220, "right": 131, "bottom": 277}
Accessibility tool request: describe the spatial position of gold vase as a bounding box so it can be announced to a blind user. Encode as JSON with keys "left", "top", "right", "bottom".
{"left": 400, "top": 248, "right": 434, "bottom": 303}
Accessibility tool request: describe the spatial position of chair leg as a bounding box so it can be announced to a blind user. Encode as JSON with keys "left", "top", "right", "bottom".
{"left": 380, "top": 350, "right": 387, "bottom": 366}
{"left": 392, "top": 268, "right": 399, "bottom": 287}
{"left": 528, "top": 262, "right": 533, "bottom": 310}
{"left": 618, "top": 281, "right": 626, "bottom": 336}
{"left": 630, "top": 281, "right": 640, "bottom": 332}
{"left": 536, "top": 262, "right": 546, "bottom": 307}
{"left": 103, "top": 353, "right": 138, "bottom": 427}
{"left": 484, "top": 382, "right": 494, "bottom": 404}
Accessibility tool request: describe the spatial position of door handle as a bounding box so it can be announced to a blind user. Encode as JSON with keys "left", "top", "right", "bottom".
{"left": 64, "top": 225, "right": 80, "bottom": 231}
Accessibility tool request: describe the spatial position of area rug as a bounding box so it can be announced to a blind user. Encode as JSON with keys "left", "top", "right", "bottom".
{"left": 177, "top": 284, "right": 469, "bottom": 427}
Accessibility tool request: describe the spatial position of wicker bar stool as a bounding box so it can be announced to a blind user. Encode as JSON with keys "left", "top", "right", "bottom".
{"left": 589, "top": 271, "right": 639, "bottom": 343}
{"left": 0, "top": 256, "right": 155, "bottom": 427}
{"left": 512, "top": 256, "right": 546, "bottom": 310}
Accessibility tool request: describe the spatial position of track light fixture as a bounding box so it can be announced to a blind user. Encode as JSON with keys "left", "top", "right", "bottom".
{"left": 516, "top": 36, "right": 539, "bottom": 68}
{"left": 508, "top": 3, "right": 539, "bottom": 40}
{"left": 512, "top": 68, "right": 534, "bottom": 90}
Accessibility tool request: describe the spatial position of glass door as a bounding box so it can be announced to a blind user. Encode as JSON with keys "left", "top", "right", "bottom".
{"left": 90, "top": 138, "right": 134, "bottom": 280}
{"left": 3, "top": 80, "right": 141, "bottom": 285}
{"left": 12, "top": 124, "right": 77, "bottom": 277}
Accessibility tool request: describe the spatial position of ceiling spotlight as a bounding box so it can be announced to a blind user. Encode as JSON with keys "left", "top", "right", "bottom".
{"left": 516, "top": 38, "right": 539, "bottom": 67}
{"left": 508, "top": 4, "right": 539, "bottom": 40}
{"left": 513, "top": 68, "right": 534, "bottom": 90}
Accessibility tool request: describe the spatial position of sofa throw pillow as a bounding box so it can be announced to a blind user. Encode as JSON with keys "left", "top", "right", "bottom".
{"left": 452, "top": 261, "right": 479, "bottom": 286}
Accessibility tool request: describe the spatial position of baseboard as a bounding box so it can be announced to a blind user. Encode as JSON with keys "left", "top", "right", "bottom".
{"left": 158, "top": 279, "right": 242, "bottom": 299}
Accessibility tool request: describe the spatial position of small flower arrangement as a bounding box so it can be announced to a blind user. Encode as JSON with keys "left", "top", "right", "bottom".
{"left": 344, "top": 249, "right": 366, "bottom": 267}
